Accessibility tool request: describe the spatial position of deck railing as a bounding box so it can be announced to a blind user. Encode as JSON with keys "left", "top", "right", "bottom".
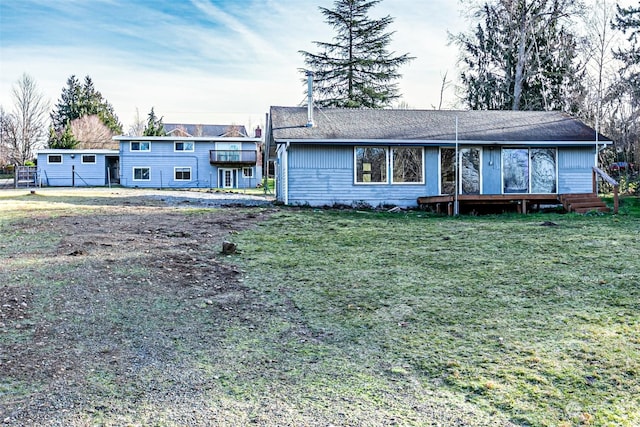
{"left": 593, "top": 167, "right": 619, "bottom": 214}
{"left": 209, "top": 150, "right": 257, "bottom": 165}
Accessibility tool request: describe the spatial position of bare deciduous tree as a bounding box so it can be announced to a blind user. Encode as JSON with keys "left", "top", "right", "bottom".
{"left": 127, "top": 108, "right": 146, "bottom": 136}
{"left": 70, "top": 114, "right": 117, "bottom": 149}
{"left": 1, "top": 74, "right": 49, "bottom": 165}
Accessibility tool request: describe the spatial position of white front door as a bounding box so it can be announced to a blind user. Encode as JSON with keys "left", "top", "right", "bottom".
{"left": 221, "top": 168, "right": 235, "bottom": 188}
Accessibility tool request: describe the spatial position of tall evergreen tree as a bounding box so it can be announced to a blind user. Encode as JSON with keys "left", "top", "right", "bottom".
{"left": 49, "top": 75, "right": 122, "bottom": 146}
{"left": 611, "top": 2, "right": 640, "bottom": 106}
{"left": 453, "top": 0, "right": 585, "bottom": 111}
{"left": 299, "top": 0, "right": 413, "bottom": 108}
{"left": 142, "top": 107, "right": 166, "bottom": 136}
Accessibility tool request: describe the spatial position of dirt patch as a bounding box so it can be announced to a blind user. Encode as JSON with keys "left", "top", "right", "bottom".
{"left": 0, "top": 204, "right": 277, "bottom": 425}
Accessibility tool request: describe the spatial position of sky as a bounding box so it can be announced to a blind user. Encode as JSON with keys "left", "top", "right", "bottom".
{"left": 0, "top": 0, "right": 635, "bottom": 133}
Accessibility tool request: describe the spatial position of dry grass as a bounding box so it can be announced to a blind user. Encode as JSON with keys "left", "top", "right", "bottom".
{"left": 1, "top": 190, "right": 638, "bottom": 426}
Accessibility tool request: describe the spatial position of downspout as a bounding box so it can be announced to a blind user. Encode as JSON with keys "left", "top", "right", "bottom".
{"left": 284, "top": 142, "right": 290, "bottom": 205}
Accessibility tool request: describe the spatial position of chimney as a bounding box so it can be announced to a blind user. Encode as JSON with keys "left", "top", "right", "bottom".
{"left": 306, "top": 70, "right": 314, "bottom": 127}
{"left": 254, "top": 125, "right": 262, "bottom": 138}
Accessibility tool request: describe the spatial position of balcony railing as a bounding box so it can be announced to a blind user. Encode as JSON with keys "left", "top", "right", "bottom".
{"left": 209, "top": 150, "right": 257, "bottom": 165}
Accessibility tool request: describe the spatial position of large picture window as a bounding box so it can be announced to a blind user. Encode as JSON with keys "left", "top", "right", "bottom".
{"left": 355, "top": 146, "right": 424, "bottom": 184}
{"left": 355, "top": 147, "right": 387, "bottom": 183}
{"left": 503, "top": 149, "right": 529, "bottom": 193}
{"left": 392, "top": 147, "right": 423, "bottom": 184}
{"left": 503, "top": 148, "right": 556, "bottom": 194}
{"left": 531, "top": 149, "right": 557, "bottom": 193}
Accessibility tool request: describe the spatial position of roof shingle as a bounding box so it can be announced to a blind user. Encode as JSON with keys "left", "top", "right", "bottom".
{"left": 270, "top": 107, "right": 609, "bottom": 142}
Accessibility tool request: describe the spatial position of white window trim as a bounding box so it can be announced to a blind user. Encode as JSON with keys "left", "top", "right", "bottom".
{"left": 130, "top": 141, "right": 151, "bottom": 152}
{"left": 354, "top": 146, "right": 389, "bottom": 185}
{"left": 391, "top": 147, "right": 425, "bottom": 185}
{"left": 242, "top": 167, "right": 254, "bottom": 178}
{"left": 459, "top": 146, "right": 483, "bottom": 195}
{"left": 174, "top": 141, "right": 194, "bottom": 152}
{"left": 132, "top": 166, "right": 151, "bottom": 181}
{"left": 174, "top": 166, "right": 192, "bottom": 181}
{"left": 47, "top": 154, "right": 63, "bottom": 164}
{"left": 81, "top": 154, "right": 96, "bottom": 164}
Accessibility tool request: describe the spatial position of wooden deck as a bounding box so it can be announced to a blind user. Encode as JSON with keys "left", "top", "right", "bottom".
{"left": 417, "top": 193, "right": 608, "bottom": 215}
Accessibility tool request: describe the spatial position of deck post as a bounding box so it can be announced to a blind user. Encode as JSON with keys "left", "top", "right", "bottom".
{"left": 614, "top": 186, "right": 619, "bottom": 214}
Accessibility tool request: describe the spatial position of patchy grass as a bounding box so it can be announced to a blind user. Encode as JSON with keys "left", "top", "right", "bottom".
{"left": 1, "top": 190, "right": 639, "bottom": 426}
{"left": 234, "top": 208, "right": 640, "bottom": 426}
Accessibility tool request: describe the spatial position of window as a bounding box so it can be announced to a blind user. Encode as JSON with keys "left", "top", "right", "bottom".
{"left": 392, "top": 147, "right": 423, "bottom": 184}
{"left": 531, "top": 149, "right": 557, "bottom": 193}
{"left": 355, "top": 147, "right": 387, "bottom": 183}
{"left": 503, "top": 148, "right": 556, "bottom": 194}
{"left": 503, "top": 149, "right": 529, "bottom": 193}
{"left": 174, "top": 167, "right": 191, "bottom": 181}
{"left": 47, "top": 155, "right": 62, "bottom": 164}
{"left": 133, "top": 167, "right": 150, "bottom": 181}
{"left": 355, "top": 146, "right": 424, "bottom": 184}
{"left": 460, "top": 147, "right": 481, "bottom": 194}
{"left": 131, "top": 141, "right": 150, "bottom": 152}
{"left": 81, "top": 154, "right": 96, "bottom": 164}
{"left": 242, "top": 167, "right": 254, "bottom": 178}
{"left": 440, "top": 148, "right": 455, "bottom": 195}
{"left": 174, "top": 141, "right": 194, "bottom": 152}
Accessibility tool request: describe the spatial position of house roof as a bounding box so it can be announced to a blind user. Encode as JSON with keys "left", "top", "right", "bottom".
{"left": 163, "top": 123, "right": 248, "bottom": 137}
{"left": 38, "top": 149, "right": 119, "bottom": 155}
{"left": 269, "top": 107, "right": 611, "bottom": 143}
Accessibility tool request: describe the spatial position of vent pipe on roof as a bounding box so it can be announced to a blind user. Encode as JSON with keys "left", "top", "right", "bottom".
{"left": 306, "top": 70, "right": 314, "bottom": 127}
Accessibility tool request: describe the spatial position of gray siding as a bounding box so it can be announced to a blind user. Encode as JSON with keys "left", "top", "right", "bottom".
{"left": 285, "top": 144, "right": 430, "bottom": 208}
{"left": 558, "top": 147, "right": 595, "bottom": 194}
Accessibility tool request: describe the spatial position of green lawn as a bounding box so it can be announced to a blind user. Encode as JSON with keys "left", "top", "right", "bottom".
{"left": 1, "top": 191, "right": 638, "bottom": 426}
{"left": 233, "top": 204, "right": 640, "bottom": 426}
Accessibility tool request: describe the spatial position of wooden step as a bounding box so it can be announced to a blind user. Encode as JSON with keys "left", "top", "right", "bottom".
{"left": 573, "top": 206, "right": 610, "bottom": 214}
{"left": 563, "top": 196, "right": 601, "bottom": 204}
{"left": 559, "top": 193, "right": 610, "bottom": 213}
{"left": 568, "top": 201, "right": 608, "bottom": 209}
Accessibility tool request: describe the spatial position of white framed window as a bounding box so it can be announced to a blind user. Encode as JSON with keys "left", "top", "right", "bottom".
{"left": 133, "top": 167, "right": 150, "bottom": 181}
{"left": 47, "top": 154, "right": 62, "bottom": 164}
{"left": 355, "top": 146, "right": 425, "bottom": 185}
{"left": 242, "top": 167, "right": 254, "bottom": 178}
{"left": 174, "top": 167, "right": 191, "bottom": 181}
{"left": 174, "top": 141, "right": 194, "bottom": 152}
{"left": 460, "top": 147, "right": 481, "bottom": 195}
{"left": 130, "top": 141, "right": 150, "bottom": 152}
{"left": 392, "top": 147, "right": 424, "bottom": 184}
{"left": 81, "top": 154, "right": 96, "bottom": 164}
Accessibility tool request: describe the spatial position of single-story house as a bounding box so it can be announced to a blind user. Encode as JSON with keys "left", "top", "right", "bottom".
{"left": 36, "top": 149, "right": 120, "bottom": 187}
{"left": 114, "top": 124, "right": 263, "bottom": 189}
{"left": 267, "top": 107, "right": 613, "bottom": 213}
